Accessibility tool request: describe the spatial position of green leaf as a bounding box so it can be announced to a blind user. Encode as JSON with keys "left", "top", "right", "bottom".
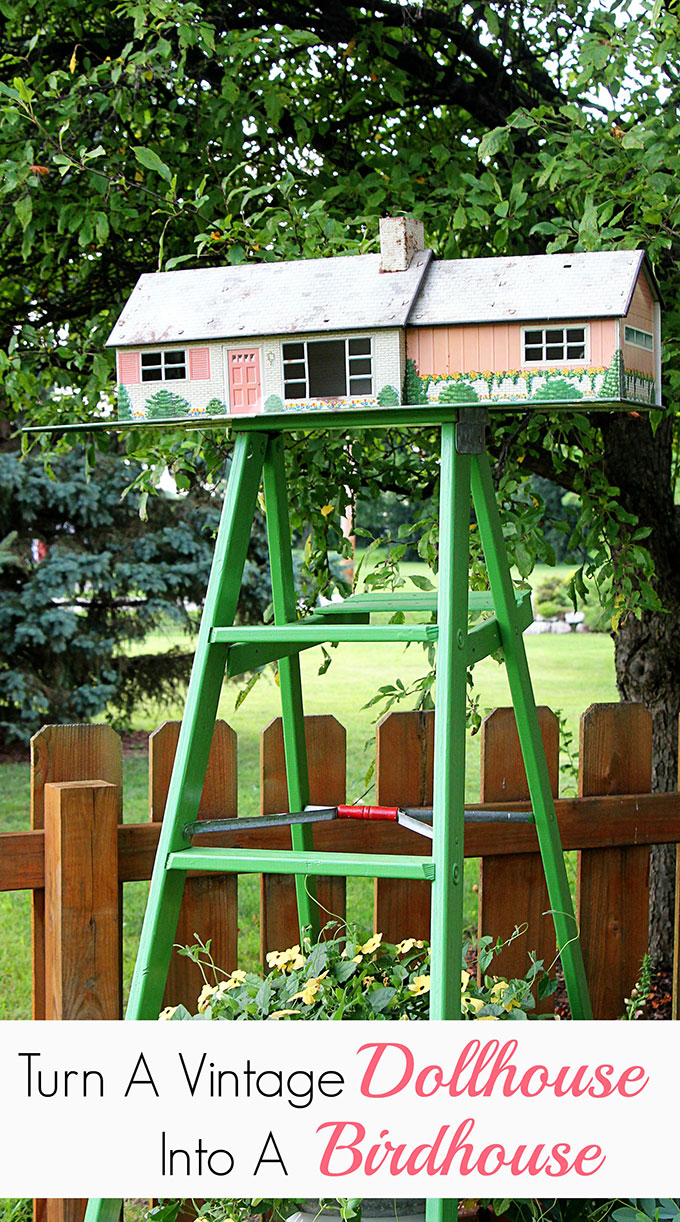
{"left": 133, "top": 145, "right": 172, "bottom": 182}
{"left": 409, "top": 573, "right": 434, "bottom": 591}
{"left": 15, "top": 196, "right": 32, "bottom": 230}
{"left": 514, "top": 543, "right": 533, "bottom": 578}
{"left": 477, "top": 127, "right": 509, "bottom": 161}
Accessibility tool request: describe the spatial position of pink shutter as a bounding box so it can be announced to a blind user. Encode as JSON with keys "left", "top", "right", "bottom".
{"left": 118, "top": 351, "right": 140, "bottom": 384}
{"left": 189, "top": 348, "right": 211, "bottom": 380}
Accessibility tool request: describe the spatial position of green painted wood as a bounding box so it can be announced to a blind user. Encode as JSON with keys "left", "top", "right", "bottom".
{"left": 471, "top": 451, "right": 592, "bottom": 1021}
{"left": 429, "top": 423, "right": 470, "bottom": 1022}
{"left": 212, "top": 623, "right": 440, "bottom": 644}
{"left": 125, "top": 431, "right": 268, "bottom": 1022}
{"left": 466, "top": 617, "right": 502, "bottom": 664}
{"left": 225, "top": 610, "right": 370, "bottom": 675}
{"left": 262, "top": 434, "right": 319, "bottom": 936}
{"left": 166, "top": 846, "right": 435, "bottom": 880}
{"left": 313, "top": 588, "right": 531, "bottom": 614}
{"left": 84, "top": 1201, "right": 122, "bottom": 1222}
{"left": 426, "top": 1202, "right": 457, "bottom": 1222}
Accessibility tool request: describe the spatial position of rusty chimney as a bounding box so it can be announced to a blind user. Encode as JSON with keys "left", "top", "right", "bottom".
{"left": 379, "top": 216, "right": 425, "bottom": 272}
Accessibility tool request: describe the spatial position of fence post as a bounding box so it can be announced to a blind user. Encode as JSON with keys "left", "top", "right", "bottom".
{"left": 578, "top": 702, "right": 652, "bottom": 1020}
{"left": 260, "top": 715, "right": 346, "bottom": 960}
{"left": 150, "top": 720, "right": 238, "bottom": 1010}
{"left": 31, "top": 725, "right": 122, "bottom": 1020}
{"left": 37, "top": 1200, "right": 88, "bottom": 1222}
{"left": 479, "top": 706, "right": 559, "bottom": 1008}
{"left": 375, "top": 709, "right": 433, "bottom": 941}
{"left": 44, "top": 780, "right": 120, "bottom": 1020}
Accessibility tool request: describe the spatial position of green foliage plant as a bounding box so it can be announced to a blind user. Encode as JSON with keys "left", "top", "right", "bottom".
{"left": 161, "top": 923, "right": 557, "bottom": 1022}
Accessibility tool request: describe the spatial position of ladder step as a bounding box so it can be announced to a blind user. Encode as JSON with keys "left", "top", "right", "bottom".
{"left": 211, "top": 623, "right": 439, "bottom": 645}
{"left": 166, "top": 846, "right": 436, "bottom": 881}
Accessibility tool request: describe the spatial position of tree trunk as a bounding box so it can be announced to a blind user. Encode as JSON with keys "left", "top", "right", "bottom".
{"left": 601, "top": 413, "right": 680, "bottom": 967}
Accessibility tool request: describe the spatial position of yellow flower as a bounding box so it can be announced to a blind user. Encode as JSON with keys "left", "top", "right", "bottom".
{"left": 461, "top": 969, "right": 471, "bottom": 991}
{"left": 477, "top": 1014, "right": 500, "bottom": 1021}
{"left": 463, "top": 996, "right": 484, "bottom": 1015}
{"left": 269, "top": 1009, "right": 299, "bottom": 1020}
{"left": 363, "top": 975, "right": 376, "bottom": 987}
{"left": 291, "top": 972, "right": 328, "bottom": 1005}
{"left": 396, "top": 938, "right": 424, "bottom": 954}
{"left": 266, "top": 945, "right": 305, "bottom": 972}
{"left": 359, "top": 932, "right": 383, "bottom": 955}
{"left": 225, "top": 970, "right": 247, "bottom": 990}
{"left": 159, "top": 1006, "right": 177, "bottom": 1021}
{"left": 409, "top": 974, "right": 431, "bottom": 996}
{"left": 197, "top": 983, "right": 219, "bottom": 1012}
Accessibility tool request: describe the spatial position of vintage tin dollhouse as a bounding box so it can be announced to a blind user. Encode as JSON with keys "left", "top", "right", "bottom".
{"left": 107, "top": 217, "right": 661, "bottom": 421}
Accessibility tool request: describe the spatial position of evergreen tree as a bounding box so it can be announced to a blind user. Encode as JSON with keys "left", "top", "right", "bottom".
{"left": 0, "top": 446, "right": 269, "bottom": 742}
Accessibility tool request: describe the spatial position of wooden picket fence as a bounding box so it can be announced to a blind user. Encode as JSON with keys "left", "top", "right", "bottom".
{"left": 2, "top": 701, "right": 678, "bottom": 1040}
{"left": 1, "top": 702, "right": 678, "bottom": 1222}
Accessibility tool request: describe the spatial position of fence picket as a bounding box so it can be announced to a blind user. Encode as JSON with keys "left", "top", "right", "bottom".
{"left": 39, "top": 1200, "right": 88, "bottom": 1222}
{"left": 260, "top": 715, "right": 346, "bottom": 959}
{"left": 44, "top": 781, "right": 120, "bottom": 1019}
{"left": 479, "top": 706, "right": 559, "bottom": 1009}
{"left": 149, "top": 721, "right": 238, "bottom": 1010}
{"left": 30, "top": 725, "right": 122, "bottom": 1020}
{"left": 578, "top": 702, "right": 652, "bottom": 1020}
{"left": 375, "top": 710, "right": 433, "bottom": 941}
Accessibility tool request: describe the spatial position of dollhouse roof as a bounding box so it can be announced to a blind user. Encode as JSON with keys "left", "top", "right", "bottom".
{"left": 107, "top": 247, "right": 660, "bottom": 349}
{"left": 106, "top": 249, "right": 433, "bottom": 347}
{"left": 407, "top": 249, "right": 659, "bottom": 326}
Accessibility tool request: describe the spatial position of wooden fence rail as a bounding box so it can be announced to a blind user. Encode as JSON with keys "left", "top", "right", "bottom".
{"left": 2, "top": 704, "right": 679, "bottom": 1035}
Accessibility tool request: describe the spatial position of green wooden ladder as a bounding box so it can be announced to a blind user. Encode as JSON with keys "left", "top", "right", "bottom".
{"left": 86, "top": 407, "right": 591, "bottom": 1222}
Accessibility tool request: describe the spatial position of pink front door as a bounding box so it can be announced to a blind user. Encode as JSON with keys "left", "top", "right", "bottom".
{"left": 228, "top": 349, "right": 261, "bottom": 415}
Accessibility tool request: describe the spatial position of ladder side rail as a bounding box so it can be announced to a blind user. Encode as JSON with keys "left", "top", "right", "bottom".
{"left": 262, "top": 433, "right": 320, "bottom": 937}
{"left": 425, "top": 423, "right": 469, "bottom": 1222}
{"left": 470, "top": 450, "right": 593, "bottom": 1021}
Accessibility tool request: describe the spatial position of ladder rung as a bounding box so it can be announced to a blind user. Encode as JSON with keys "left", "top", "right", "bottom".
{"left": 166, "top": 846, "right": 435, "bottom": 881}
{"left": 211, "top": 624, "right": 439, "bottom": 645}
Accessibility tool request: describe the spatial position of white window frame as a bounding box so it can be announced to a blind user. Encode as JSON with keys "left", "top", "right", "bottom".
{"left": 140, "top": 348, "right": 187, "bottom": 383}
{"left": 521, "top": 324, "right": 590, "bottom": 366}
{"left": 282, "top": 337, "right": 373, "bottom": 400}
{"left": 624, "top": 325, "right": 654, "bottom": 351}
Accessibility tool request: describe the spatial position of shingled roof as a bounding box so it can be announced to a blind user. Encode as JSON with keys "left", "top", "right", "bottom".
{"left": 407, "top": 249, "right": 659, "bottom": 326}
{"left": 107, "top": 246, "right": 659, "bottom": 348}
{"left": 106, "top": 249, "right": 432, "bottom": 347}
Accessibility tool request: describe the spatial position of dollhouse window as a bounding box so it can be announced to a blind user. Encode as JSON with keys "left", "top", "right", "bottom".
{"left": 624, "top": 326, "right": 653, "bottom": 351}
{"left": 282, "top": 338, "right": 373, "bottom": 399}
{"left": 522, "top": 326, "right": 588, "bottom": 364}
{"left": 141, "top": 349, "right": 187, "bottom": 382}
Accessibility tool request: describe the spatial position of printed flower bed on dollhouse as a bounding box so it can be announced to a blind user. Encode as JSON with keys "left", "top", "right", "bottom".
{"left": 159, "top": 925, "right": 558, "bottom": 1023}
{"left": 406, "top": 352, "right": 655, "bottom": 407}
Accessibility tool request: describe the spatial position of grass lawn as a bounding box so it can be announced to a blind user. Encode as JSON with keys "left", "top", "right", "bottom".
{"left": 0, "top": 611, "right": 616, "bottom": 1020}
